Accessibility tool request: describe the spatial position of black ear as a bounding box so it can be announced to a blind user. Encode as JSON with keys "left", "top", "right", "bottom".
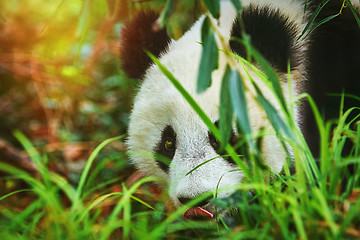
{"left": 120, "top": 10, "right": 171, "bottom": 80}
{"left": 230, "top": 5, "right": 299, "bottom": 72}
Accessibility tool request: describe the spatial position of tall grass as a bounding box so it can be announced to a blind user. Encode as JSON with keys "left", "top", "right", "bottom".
{"left": 0, "top": 133, "right": 157, "bottom": 239}
{"left": 1, "top": 95, "right": 359, "bottom": 239}
{"left": 2, "top": 54, "right": 359, "bottom": 240}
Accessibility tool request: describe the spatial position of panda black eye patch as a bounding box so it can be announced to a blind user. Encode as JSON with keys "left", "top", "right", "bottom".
{"left": 208, "top": 121, "right": 240, "bottom": 165}
{"left": 208, "top": 121, "right": 221, "bottom": 152}
{"left": 154, "top": 125, "right": 177, "bottom": 172}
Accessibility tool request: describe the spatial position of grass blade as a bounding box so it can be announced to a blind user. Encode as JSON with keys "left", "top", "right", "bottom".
{"left": 75, "top": 135, "right": 124, "bottom": 204}
{"left": 100, "top": 176, "right": 156, "bottom": 240}
{"left": 13, "top": 130, "right": 43, "bottom": 172}
{"left": 0, "top": 189, "right": 31, "bottom": 201}
{"left": 301, "top": 14, "right": 339, "bottom": 40}
{"left": 298, "top": 0, "right": 330, "bottom": 40}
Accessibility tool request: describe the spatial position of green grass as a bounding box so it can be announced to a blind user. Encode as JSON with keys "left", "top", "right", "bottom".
{"left": 0, "top": 106, "right": 359, "bottom": 239}
{"left": 1, "top": 55, "right": 359, "bottom": 239}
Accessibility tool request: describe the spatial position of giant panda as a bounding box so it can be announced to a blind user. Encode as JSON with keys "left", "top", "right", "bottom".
{"left": 120, "top": 0, "right": 359, "bottom": 219}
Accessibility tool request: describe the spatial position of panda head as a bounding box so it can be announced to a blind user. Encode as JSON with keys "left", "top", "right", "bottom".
{"left": 121, "top": 0, "right": 305, "bottom": 218}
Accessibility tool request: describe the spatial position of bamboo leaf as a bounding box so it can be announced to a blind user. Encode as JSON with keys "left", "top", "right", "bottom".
{"left": 253, "top": 84, "right": 295, "bottom": 141}
{"left": 229, "top": 69, "right": 251, "bottom": 136}
{"left": 251, "top": 47, "right": 288, "bottom": 114}
{"left": 159, "top": 0, "right": 175, "bottom": 28}
{"left": 229, "top": 69, "right": 258, "bottom": 156}
{"left": 203, "top": 0, "right": 220, "bottom": 18}
{"left": 230, "top": 0, "right": 242, "bottom": 11}
{"left": 219, "top": 65, "right": 233, "bottom": 148}
{"left": 348, "top": 0, "right": 360, "bottom": 28}
{"left": 197, "top": 16, "right": 219, "bottom": 93}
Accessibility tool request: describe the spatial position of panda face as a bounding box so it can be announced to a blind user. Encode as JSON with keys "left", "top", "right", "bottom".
{"left": 127, "top": 42, "right": 244, "bottom": 205}
{"left": 122, "top": 0, "right": 306, "bottom": 217}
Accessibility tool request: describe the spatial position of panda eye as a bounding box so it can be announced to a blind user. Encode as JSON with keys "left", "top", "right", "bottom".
{"left": 154, "top": 125, "right": 177, "bottom": 172}
{"left": 164, "top": 139, "right": 175, "bottom": 150}
{"left": 209, "top": 120, "right": 220, "bottom": 151}
{"left": 209, "top": 133, "right": 220, "bottom": 151}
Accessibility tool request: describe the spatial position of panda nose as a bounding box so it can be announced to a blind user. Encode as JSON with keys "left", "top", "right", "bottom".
{"left": 178, "top": 197, "right": 210, "bottom": 206}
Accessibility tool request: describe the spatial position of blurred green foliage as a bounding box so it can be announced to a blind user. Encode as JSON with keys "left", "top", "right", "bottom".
{"left": 0, "top": 0, "right": 145, "bottom": 198}
{"left": 0, "top": 0, "right": 136, "bottom": 147}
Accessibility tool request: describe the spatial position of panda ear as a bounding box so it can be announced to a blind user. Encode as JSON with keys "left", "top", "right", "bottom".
{"left": 120, "top": 10, "right": 171, "bottom": 80}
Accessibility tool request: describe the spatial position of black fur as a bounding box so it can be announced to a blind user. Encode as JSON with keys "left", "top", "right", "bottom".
{"left": 230, "top": 5, "right": 300, "bottom": 72}
{"left": 303, "top": 0, "right": 360, "bottom": 156}
{"left": 120, "top": 10, "right": 171, "bottom": 80}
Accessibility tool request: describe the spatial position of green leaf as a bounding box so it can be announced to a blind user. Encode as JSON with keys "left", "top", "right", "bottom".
{"left": 253, "top": 84, "right": 294, "bottom": 141}
{"left": 298, "top": 0, "right": 330, "bottom": 40}
{"left": 203, "top": 0, "right": 220, "bottom": 18}
{"left": 229, "top": 69, "right": 251, "bottom": 136}
{"left": 228, "top": 69, "right": 260, "bottom": 159}
{"left": 230, "top": 0, "right": 242, "bottom": 11}
{"left": 219, "top": 65, "right": 233, "bottom": 148}
{"left": 349, "top": 2, "right": 360, "bottom": 28}
{"left": 75, "top": 135, "right": 124, "bottom": 205}
{"left": 251, "top": 47, "right": 287, "bottom": 114}
{"left": 159, "top": 0, "right": 175, "bottom": 28}
{"left": 101, "top": 176, "right": 157, "bottom": 240}
{"left": 13, "top": 131, "right": 43, "bottom": 170}
{"left": 197, "top": 16, "right": 219, "bottom": 93}
{"left": 301, "top": 14, "right": 339, "bottom": 40}
{"left": 0, "top": 189, "right": 32, "bottom": 201}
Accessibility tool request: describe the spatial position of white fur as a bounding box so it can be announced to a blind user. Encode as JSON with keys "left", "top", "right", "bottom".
{"left": 350, "top": 0, "right": 360, "bottom": 8}
{"left": 127, "top": 0, "right": 306, "bottom": 207}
